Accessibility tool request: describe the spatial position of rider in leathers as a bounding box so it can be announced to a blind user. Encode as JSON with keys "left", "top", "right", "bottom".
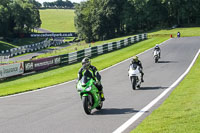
{"left": 78, "top": 57, "right": 105, "bottom": 101}
{"left": 130, "top": 56, "right": 144, "bottom": 82}
{"left": 154, "top": 44, "right": 161, "bottom": 58}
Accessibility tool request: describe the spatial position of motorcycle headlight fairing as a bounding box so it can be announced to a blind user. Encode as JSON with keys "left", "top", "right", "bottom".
{"left": 86, "top": 86, "right": 92, "bottom": 91}
{"left": 77, "top": 85, "right": 83, "bottom": 92}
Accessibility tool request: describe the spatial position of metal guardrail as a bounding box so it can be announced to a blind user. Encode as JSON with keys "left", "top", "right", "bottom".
{"left": 0, "top": 39, "right": 51, "bottom": 57}
{"left": 61, "top": 34, "right": 147, "bottom": 65}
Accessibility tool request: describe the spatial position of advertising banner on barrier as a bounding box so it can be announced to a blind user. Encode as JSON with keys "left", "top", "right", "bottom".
{"left": 29, "top": 32, "right": 77, "bottom": 38}
{"left": 24, "top": 56, "right": 61, "bottom": 72}
{"left": 0, "top": 63, "right": 24, "bottom": 79}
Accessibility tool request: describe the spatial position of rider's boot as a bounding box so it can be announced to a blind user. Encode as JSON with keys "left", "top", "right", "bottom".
{"left": 141, "top": 73, "right": 144, "bottom": 82}
{"left": 99, "top": 91, "right": 105, "bottom": 101}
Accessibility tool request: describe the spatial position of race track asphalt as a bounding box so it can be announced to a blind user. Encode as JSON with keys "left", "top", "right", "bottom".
{"left": 0, "top": 37, "right": 200, "bottom": 133}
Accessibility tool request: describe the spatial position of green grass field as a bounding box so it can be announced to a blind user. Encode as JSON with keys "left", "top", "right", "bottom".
{"left": 131, "top": 55, "right": 200, "bottom": 133}
{"left": 39, "top": 9, "right": 76, "bottom": 32}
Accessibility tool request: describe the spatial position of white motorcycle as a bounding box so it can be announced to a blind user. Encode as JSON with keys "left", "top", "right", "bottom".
{"left": 128, "top": 64, "right": 142, "bottom": 90}
{"left": 153, "top": 50, "right": 160, "bottom": 63}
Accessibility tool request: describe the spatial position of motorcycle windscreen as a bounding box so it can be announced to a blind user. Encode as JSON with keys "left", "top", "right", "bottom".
{"left": 130, "top": 64, "right": 138, "bottom": 70}
{"left": 81, "top": 76, "right": 91, "bottom": 87}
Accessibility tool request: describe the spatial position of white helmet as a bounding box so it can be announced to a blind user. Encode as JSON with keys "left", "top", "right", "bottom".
{"left": 155, "top": 44, "right": 159, "bottom": 48}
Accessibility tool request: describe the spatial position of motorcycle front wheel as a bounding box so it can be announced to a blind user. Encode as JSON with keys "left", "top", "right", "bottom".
{"left": 131, "top": 77, "right": 136, "bottom": 90}
{"left": 155, "top": 57, "right": 158, "bottom": 63}
{"left": 83, "top": 96, "right": 92, "bottom": 114}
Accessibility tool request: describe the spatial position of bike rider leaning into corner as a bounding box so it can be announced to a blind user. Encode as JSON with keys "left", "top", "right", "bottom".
{"left": 154, "top": 44, "right": 161, "bottom": 58}
{"left": 130, "top": 56, "right": 144, "bottom": 82}
{"left": 78, "top": 57, "right": 105, "bottom": 101}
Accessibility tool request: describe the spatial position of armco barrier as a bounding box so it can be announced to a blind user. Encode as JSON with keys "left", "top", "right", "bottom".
{"left": 60, "top": 54, "right": 68, "bottom": 64}
{"left": 59, "top": 33, "right": 147, "bottom": 66}
{"left": 1, "top": 39, "right": 51, "bottom": 57}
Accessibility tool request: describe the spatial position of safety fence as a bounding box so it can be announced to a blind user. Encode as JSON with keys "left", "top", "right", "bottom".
{"left": 0, "top": 34, "right": 147, "bottom": 79}
{"left": 0, "top": 56, "right": 9, "bottom": 64}
{"left": 1, "top": 39, "right": 51, "bottom": 57}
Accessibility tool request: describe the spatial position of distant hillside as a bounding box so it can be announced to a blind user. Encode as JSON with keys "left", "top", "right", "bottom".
{"left": 39, "top": 9, "right": 76, "bottom": 32}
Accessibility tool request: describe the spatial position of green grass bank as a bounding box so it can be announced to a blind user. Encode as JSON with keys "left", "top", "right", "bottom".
{"left": 131, "top": 55, "right": 200, "bottom": 133}
{"left": 0, "top": 38, "right": 45, "bottom": 51}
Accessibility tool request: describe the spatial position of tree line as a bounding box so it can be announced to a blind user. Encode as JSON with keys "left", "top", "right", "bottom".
{"left": 0, "top": 0, "right": 41, "bottom": 38}
{"left": 43, "top": 0, "right": 75, "bottom": 9}
{"left": 74, "top": 0, "right": 200, "bottom": 43}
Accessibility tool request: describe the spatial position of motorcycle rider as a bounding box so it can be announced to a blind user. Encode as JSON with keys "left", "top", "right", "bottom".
{"left": 130, "top": 56, "right": 144, "bottom": 82}
{"left": 78, "top": 57, "right": 105, "bottom": 101}
{"left": 177, "top": 31, "right": 181, "bottom": 38}
{"left": 154, "top": 44, "right": 161, "bottom": 58}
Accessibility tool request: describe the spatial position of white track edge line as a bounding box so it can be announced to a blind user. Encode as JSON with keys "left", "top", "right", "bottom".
{"left": 113, "top": 49, "right": 200, "bottom": 133}
{"left": 0, "top": 38, "right": 172, "bottom": 99}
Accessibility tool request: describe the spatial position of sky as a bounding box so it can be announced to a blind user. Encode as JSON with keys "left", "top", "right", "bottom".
{"left": 36, "top": 0, "right": 86, "bottom": 4}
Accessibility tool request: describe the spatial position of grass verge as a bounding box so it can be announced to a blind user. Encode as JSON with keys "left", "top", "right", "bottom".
{"left": 0, "top": 38, "right": 45, "bottom": 51}
{"left": 0, "top": 36, "right": 168, "bottom": 96}
{"left": 131, "top": 55, "right": 200, "bottom": 133}
{"left": 148, "top": 27, "right": 200, "bottom": 38}
{"left": 0, "top": 41, "right": 18, "bottom": 50}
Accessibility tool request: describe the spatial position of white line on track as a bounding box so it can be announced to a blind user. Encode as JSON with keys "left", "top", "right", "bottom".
{"left": 0, "top": 38, "right": 172, "bottom": 99}
{"left": 113, "top": 49, "right": 200, "bottom": 133}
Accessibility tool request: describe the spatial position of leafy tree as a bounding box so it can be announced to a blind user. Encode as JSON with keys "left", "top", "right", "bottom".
{"left": 0, "top": 0, "right": 41, "bottom": 37}
{"left": 29, "top": 0, "right": 42, "bottom": 9}
{"left": 74, "top": 1, "right": 93, "bottom": 42}
{"left": 74, "top": 0, "right": 200, "bottom": 42}
{"left": 0, "top": 0, "right": 11, "bottom": 36}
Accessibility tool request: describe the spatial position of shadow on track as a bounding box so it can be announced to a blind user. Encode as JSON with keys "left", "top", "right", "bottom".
{"left": 93, "top": 108, "right": 145, "bottom": 115}
{"left": 139, "top": 86, "right": 168, "bottom": 90}
{"left": 157, "top": 60, "right": 178, "bottom": 63}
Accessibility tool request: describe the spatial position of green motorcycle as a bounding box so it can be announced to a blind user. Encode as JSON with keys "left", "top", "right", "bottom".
{"left": 76, "top": 76, "right": 103, "bottom": 114}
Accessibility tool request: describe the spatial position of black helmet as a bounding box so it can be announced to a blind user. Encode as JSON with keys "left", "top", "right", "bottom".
{"left": 82, "top": 57, "right": 91, "bottom": 69}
